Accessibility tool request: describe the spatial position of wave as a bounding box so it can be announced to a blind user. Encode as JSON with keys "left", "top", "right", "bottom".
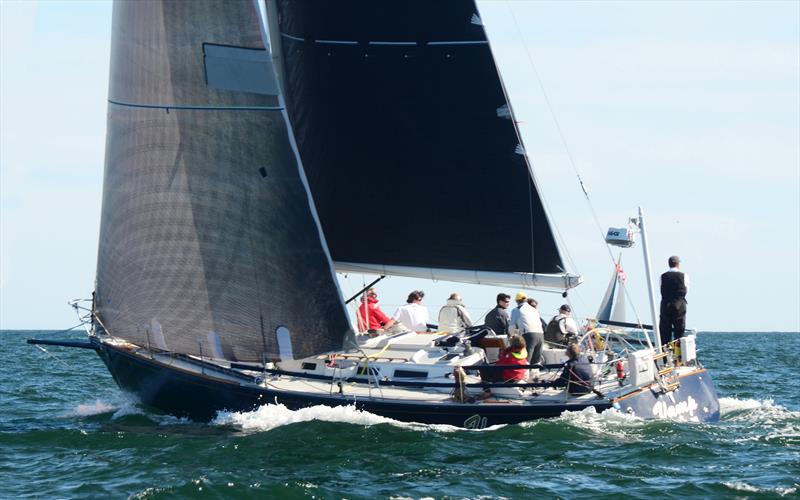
{"left": 71, "top": 394, "right": 142, "bottom": 419}
{"left": 212, "top": 403, "right": 501, "bottom": 434}
{"left": 524, "top": 405, "right": 649, "bottom": 441}
{"left": 723, "top": 481, "right": 798, "bottom": 497}
{"left": 69, "top": 394, "right": 189, "bottom": 425}
{"left": 719, "top": 397, "right": 800, "bottom": 421}
{"left": 73, "top": 400, "right": 117, "bottom": 417}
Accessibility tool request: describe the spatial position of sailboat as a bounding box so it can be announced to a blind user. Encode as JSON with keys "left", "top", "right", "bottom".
{"left": 29, "top": 0, "right": 719, "bottom": 427}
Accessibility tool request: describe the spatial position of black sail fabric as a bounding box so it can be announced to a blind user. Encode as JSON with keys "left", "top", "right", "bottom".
{"left": 95, "top": 0, "right": 352, "bottom": 361}
{"left": 274, "top": 0, "right": 564, "bottom": 274}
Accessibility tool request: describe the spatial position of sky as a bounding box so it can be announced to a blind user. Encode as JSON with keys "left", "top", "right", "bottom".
{"left": 1, "top": 1, "right": 798, "bottom": 332}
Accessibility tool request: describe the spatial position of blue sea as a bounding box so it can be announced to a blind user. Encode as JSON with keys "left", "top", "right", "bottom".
{"left": 1, "top": 330, "right": 798, "bottom": 499}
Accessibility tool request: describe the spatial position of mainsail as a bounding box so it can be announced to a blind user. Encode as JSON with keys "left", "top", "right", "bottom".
{"left": 269, "top": 0, "right": 579, "bottom": 290}
{"left": 95, "top": 0, "right": 352, "bottom": 362}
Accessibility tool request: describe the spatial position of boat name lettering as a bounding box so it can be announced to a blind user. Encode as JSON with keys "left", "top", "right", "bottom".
{"left": 464, "top": 414, "right": 487, "bottom": 429}
{"left": 652, "top": 395, "right": 698, "bottom": 419}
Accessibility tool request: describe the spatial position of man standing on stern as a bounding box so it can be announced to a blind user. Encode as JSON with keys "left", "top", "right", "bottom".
{"left": 659, "top": 255, "right": 689, "bottom": 347}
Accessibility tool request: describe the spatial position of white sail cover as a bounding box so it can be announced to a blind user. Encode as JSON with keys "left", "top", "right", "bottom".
{"left": 335, "top": 262, "right": 582, "bottom": 291}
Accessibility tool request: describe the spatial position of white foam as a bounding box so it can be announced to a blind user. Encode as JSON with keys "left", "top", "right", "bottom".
{"left": 71, "top": 393, "right": 190, "bottom": 425}
{"left": 70, "top": 391, "right": 144, "bottom": 418}
{"left": 724, "top": 482, "right": 798, "bottom": 497}
{"left": 724, "top": 481, "right": 761, "bottom": 493}
{"left": 212, "top": 403, "right": 500, "bottom": 433}
{"left": 74, "top": 400, "right": 116, "bottom": 416}
{"left": 719, "top": 396, "right": 764, "bottom": 414}
{"left": 535, "top": 406, "right": 646, "bottom": 440}
{"left": 720, "top": 397, "right": 800, "bottom": 422}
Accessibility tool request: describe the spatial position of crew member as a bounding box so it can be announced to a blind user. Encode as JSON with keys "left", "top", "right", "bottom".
{"left": 484, "top": 293, "right": 511, "bottom": 336}
{"left": 508, "top": 291, "right": 544, "bottom": 366}
{"left": 496, "top": 335, "right": 529, "bottom": 382}
{"left": 393, "top": 290, "right": 429, "bottom": 332}
{"left": 660, "top": 255, "right": 689, "bottom": 346}
{"left": 553, "top": 343, "right": 593, "bottom": 395}
{"left": 544, "top": 304, "right": 579, "bottom": 346}
{"left": 356, "top": 288, "right": 394, "bottom": 333}
{"left": 438, "top": 293, "right": 473, "bottom": 333}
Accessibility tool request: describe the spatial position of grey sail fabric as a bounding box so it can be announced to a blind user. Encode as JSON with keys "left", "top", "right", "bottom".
{"left": 273, "top": 0, "right": 564, "bottom": 275}
{"left": 95, "top": 0, "right": 352, "bottom": 362}
{"left": 596, "top": 257, "right": 627, "bottom": 323}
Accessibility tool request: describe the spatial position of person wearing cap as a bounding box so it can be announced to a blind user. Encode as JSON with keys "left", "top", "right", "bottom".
{"left": 545, "top": 304, "right": 579, "bottom": 346}
{"left": 484, "top": 293, "right": 511, "bottom": 336}
{"left": 437, "top": 293, "right": 473, "bottom": 333}
{"left": 660, "top": 255, "right": 689, "bottom": 346}
{"left": 508, "top": 291, "right": 544, "bottom": 367}
{"left": 356, "top": 288, "right": 395, "bottom": 333}
{"left": 393, "top": 290, "right": 430, "bottom": 332}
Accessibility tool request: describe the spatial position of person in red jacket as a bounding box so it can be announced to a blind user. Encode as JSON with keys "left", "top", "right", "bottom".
{"left": 496, "top": 335, "right": 528, "bottom": 381}
{"left": 356, "top": 288, "right": 395, "bottom": 333}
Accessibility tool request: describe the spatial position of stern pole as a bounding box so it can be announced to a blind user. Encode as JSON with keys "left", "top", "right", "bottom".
{"left": 638, "top": 207, "right": 661, "bottom": 353}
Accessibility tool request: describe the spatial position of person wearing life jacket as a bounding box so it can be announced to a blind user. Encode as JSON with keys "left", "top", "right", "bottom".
{"left": 544, "top": 304, "right": 579, "bottom": 346}
{"left": 495, "top": 335, "right": 529, "bottom": 382}
{"left": 437, "top": 293, "right": 473, "bottom": 333}
{"left": 659, "top": 255, "right": 689, "bottom": 347}
{"left": 356, "top": 288, "right": 395, "bottom": 333}
{"left": 553, "top": 343, "right": 593, "bottom": 395}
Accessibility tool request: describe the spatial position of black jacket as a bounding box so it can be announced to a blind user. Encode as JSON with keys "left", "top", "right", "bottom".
{"left": 553, "top": 359, "right": 593, "bottom": 395}
{"left": 661, "top": 271, "right": 687, "bottom": 304}
{"left": 484, "top": 306, "right": 509, "bottom": 336}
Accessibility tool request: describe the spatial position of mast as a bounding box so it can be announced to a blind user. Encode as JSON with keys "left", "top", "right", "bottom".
{"left": 638, "top": 207, "right": 660, "bottom": 353}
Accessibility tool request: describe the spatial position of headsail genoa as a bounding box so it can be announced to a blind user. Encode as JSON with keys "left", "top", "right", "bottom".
{"left": 95, "top": 0, "right": 352, "bottom": 362}
{"left": 274, "top": 0, "right": 565, "bottom": 276}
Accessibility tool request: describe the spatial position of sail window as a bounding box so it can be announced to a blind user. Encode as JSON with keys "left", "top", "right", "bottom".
{"left": 276, "top": 326, "right": 294, "bottom": 360}
{"left": 202, "top": 43, "right": 278, "bottom": 96}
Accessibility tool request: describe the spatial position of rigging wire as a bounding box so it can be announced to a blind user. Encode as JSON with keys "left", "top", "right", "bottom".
{"left": 502, "top": 1, "right": 647, "bottom": 328}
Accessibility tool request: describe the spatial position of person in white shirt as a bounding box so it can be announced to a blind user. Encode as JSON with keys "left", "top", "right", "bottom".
{"left": 508, "top": 291, "right": 544, "bottom": 365}
{"left": 393, "top": 290, "right": 430, "bottom": 332}
{"left": 437, "top": 293, "right": 473, "bottom": 333}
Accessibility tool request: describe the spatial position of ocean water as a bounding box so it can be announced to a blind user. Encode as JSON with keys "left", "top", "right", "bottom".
{"left": 1, "top": 330, "right": 797, "bottom": 499}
